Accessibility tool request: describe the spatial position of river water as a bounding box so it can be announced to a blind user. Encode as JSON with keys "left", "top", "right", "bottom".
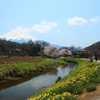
{"left": 0, "top": 64, "right": 76, "bottom": 100}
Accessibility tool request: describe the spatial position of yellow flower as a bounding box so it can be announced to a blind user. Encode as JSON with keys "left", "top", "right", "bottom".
{"left": 82, "top": 95, "right": 84, "bottom": 97}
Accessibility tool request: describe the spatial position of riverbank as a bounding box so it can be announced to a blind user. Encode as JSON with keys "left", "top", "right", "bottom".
{"left": 0, "top": 57, "right": 67, "bottom": 82}
{"left": 28, "top": 59, "right": 100, "bottom": 100}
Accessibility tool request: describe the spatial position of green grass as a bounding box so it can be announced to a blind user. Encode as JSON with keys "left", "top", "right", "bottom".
{"left": 86, "top": 83, "right": 96, "bottom": 92}
{"left": 90, "top": 77, "right": 100, "bottom": 84}
{"left": 0, "top": 57, "right": 68, "bottom": 81}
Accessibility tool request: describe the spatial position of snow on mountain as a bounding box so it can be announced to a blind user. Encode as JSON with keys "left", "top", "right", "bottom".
{"left": 0, "top": 32, "right": 37, "bottom": 43}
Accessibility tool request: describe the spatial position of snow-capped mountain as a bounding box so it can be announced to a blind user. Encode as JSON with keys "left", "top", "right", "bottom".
{"left": 0, "top": 32, "right": 37, "bottom": 43}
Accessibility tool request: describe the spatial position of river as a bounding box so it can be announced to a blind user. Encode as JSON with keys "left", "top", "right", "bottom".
{"left": 0, "top": 64, "right": 76, "bottom": 100}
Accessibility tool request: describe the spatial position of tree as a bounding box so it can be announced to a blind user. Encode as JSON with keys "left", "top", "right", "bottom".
{"left": 35, "top": 40, "right": 49, "bottom": 49}
{"left": 77, "top": 46, "right": 82, "bottom": 51}
{"left": 69, "top": 45, "right": 76, "bottom": 54}
{"left": 43, "top": 46, "right": 72, "bottom": 58}
{"left": 43, "top": 46, "right": 57, "bottom": 58}
{"left": 35, "top": 41, "right": 49, "bottom": 57}
{"left": 94, "top": 51, "right": 98, "bottom": 62}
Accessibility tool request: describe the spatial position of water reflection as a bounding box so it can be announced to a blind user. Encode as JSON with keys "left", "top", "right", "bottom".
{"left": 47, "top": 64, "right": 76, "bottom": 77}
{"left": 60, "top": 64, "right": 76, "bottom": 72}
{"left": 47, "top": 69, "right": 58, "bottom": 76}
{"left": 32, "top": 78, "right": 50, "bottom": 90}
{"left": 0, "top": 72, "right": 47, "bottom": 91}
{"left": 0, "top": 64, "right": 76, "bottom": 100}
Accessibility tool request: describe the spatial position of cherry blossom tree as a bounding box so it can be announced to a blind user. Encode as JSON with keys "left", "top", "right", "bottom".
{"left": 43, "top": 46, "right": 72, "bottom": 58}
{"left": 43, "top": 46, "right": 57, "bottom": 57}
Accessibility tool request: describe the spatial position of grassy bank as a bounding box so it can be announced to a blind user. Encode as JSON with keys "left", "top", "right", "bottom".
{"left": 0, "top": 57, "right": 66, "bottom": 81}
{"left": 27, "top": 59, "right": 100, "bottom": 100}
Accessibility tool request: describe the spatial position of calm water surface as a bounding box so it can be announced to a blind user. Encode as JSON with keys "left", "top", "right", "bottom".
{"left": 0, "top": 64, "right": 76, "bottom": 100}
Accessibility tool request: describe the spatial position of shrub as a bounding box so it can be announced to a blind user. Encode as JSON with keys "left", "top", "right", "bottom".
{"left": 89, "top": 57, "right": 93, "bottom": 62}
{"left": 90, "top": 78, "right": 100, "bottom": 84}
{"left": 86, "top": 84, "right": 96, "bottom": 92}
{"left": 55, "top": 76, "right": 61, "bottom": 83}
{"left": 66, "top": 84, "right": 84, "bottom": 94}
{"left": 74, "top": 86, "right": 84, "bottom": 94}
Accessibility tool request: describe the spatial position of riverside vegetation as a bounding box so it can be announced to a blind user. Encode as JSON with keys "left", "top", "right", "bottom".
{"left": 0, "top": 57, "right": 67, "bottom": 81}
{"left": 0, "top": 57, "right": 100, "bottom": 100}
{"left": 28, "top": 58, "right": 100, "bottom": 100}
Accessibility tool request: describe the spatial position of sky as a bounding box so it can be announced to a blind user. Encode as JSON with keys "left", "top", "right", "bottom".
{"left": 0, "top": 0, "right": 100, "bottom": 48}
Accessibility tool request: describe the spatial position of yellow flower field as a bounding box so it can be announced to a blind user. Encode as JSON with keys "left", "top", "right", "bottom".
{"left": 28, "top": 59, "right": 100, "bottom": 100}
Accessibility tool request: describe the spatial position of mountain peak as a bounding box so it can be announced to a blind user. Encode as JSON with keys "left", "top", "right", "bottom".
{"left": 0, "top": 32, "right": 37, "bottom": 43}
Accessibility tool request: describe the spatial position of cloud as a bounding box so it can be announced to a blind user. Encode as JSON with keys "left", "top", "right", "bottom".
{"left": 32, "top": 21, "right": 57, "bottom": 33}
{"left": 10, "top": 26, "right": 30, "bottom": 34}
{"left": 56, "top": 30, "right": 61, "bottom": 32}
{"left": 67, "top": 17, "right": 87, "bottom": 25}
{"left": 90, "top": 16, "right": 100, "bottom": 22}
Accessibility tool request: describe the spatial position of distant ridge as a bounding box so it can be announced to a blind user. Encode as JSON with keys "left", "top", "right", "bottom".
{"left": 0, "top": 32, "right": 69, "bottom": 48}
{"left": 85, "top": 41, "right": 100, "bottom": 50}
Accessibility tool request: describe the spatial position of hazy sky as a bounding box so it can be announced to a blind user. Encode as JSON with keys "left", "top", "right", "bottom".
{"left": 0, "top": 0, "right": 100, "bottom": 48}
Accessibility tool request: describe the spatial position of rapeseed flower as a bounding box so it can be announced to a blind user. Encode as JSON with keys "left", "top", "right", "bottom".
{"left": 28, "top": 60, "right": 100, "bottom": 100}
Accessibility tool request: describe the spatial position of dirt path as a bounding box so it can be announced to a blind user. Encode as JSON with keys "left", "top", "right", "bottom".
{"left": 79, "top": 84, "right": 100, "bottom": 100}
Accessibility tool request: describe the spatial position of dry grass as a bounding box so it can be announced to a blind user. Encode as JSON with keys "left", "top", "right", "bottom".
{"left": 0, "top": 56, "right": 43, "bottom": 61}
